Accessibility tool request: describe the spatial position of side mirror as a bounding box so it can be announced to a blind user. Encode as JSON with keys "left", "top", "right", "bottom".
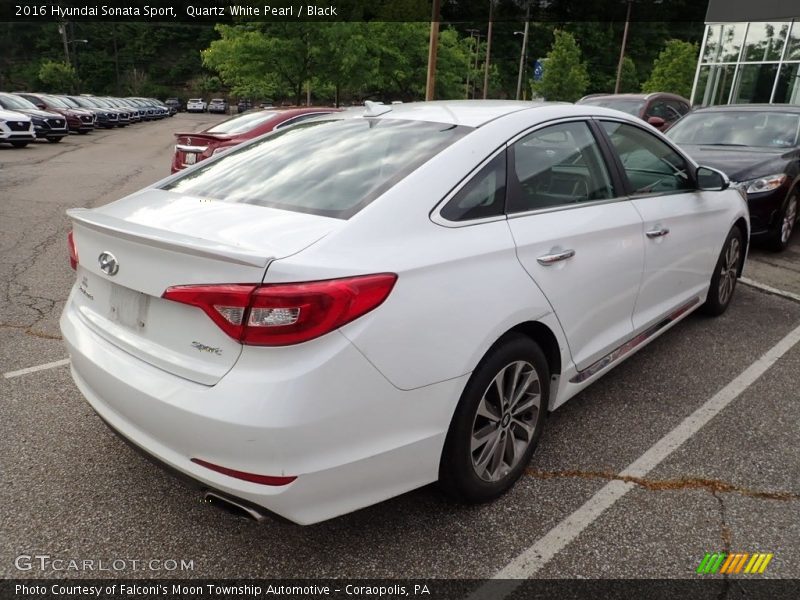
{"left": 647, "top": 116, "right": 666, "bottom": 129}
{"left": 36, "top": 103, "right": 46, "bottom": 110}
{"left": 696, "top": 166, "right": 730, "bottom": 191}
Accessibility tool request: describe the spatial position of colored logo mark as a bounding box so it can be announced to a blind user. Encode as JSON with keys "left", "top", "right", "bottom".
{"left": 696, "top": 552, "right": 773, "bottom": 574}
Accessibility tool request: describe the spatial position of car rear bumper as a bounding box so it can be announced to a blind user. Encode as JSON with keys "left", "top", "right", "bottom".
{"left": 60, "top": 295, "right": 464, "bottom": 524}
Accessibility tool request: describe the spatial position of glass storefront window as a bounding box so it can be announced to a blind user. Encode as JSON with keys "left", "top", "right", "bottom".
{"left": 703, "top": 23, "right": 746, "bottom": 63}
{"left": 744, "top": 22, "right": 791, "bottom": 62}
{"left": 787, "top": 21, "right": 800, "bottom": 60}
{"left": 696, "top": 64, "right": 737, "bottom": 105}
{"left": 774, "top": 63, "right": 800, "bottom": 104}
{"left": 732, "top": 64, "right": 779, "bottom": 103}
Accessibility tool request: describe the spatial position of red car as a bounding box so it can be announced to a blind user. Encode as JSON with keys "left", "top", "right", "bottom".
{"left": 171, "top": 107, "right": 340, "bottom": 173}
{"left": 15, "top": 93, "right": 95, "bottom": 134}
{"left": 576, "top": 92, "right": 691, "bottom": 131}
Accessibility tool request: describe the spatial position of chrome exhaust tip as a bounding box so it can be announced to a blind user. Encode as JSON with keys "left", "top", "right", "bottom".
{"left": 203, "top": 491, "right": 267, "bottom": 523}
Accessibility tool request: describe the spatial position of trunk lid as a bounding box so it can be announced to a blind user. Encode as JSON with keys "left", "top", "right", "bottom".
{"left": 67, "top": 189, "right": 341, "bottom": 385}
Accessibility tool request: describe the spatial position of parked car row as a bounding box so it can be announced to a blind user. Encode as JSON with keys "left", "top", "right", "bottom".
{"left": 576, "top": 93, "right": 799, "bottom": 251}
{"left": 0, "top": 92, "right": 174, "bottom": 148}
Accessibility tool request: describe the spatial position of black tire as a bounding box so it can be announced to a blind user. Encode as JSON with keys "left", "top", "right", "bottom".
{"left": 10, "top": 141, "right": 28, "bottom": 148}
{"left": 439, "top": 333, "right": 549, "bottom": 503}
{"left": 47, "top": 137, "right": 63, "bottom": 143}
{"left": 767, "top": 190, "right": 798, "bottom": 252}
{"left": 700, "top": 226, "right": 744, "bottom": 316}
{"left": 77, "top": 130, "right": 89, "bottom": 135}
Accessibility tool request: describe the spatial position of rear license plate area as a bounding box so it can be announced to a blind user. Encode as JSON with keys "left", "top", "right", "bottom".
{"left": 109, "top": 283, "right": 149, "bottom": 331}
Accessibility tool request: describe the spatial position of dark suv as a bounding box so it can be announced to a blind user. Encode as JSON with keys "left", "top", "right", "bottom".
{"left": 165, "top": 98, "right": 182, "bottom": 114}
{"left": 0, "top": 92, "right": 68, "bottom": 142}
{"left": 577, "top": 92, "right": 691, "bottom": 131}
{"left": 15, "top": 92, "right": 95, "bottom": 134}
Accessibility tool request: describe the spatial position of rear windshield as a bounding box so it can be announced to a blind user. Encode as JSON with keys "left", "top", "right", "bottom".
{"left": 580, "top": 98, "right": 644, "bottom": 116}
{"left": 163, "top": 118, "right": 471, "bottom": 219}
{"left": 206, "top": 111, "right": 280, "bottom": 134}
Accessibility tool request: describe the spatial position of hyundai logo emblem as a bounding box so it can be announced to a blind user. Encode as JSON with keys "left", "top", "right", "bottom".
{"left": 98, "top": 252, "right": 119, "bottom": 276}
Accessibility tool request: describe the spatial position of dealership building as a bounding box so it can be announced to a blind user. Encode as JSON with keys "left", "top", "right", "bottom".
{"left": 691, "top": 0, "right": 800, "bottom": 106}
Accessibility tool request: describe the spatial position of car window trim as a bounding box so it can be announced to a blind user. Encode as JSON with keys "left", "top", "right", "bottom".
{"left": 505, "top": 117, "right": 626, "bottom": 218}
{"left": 430, "top": 144, "right": 508, "bottom": 228}
{"left": 593, "top": 116, "right": 701, "bottom": 200}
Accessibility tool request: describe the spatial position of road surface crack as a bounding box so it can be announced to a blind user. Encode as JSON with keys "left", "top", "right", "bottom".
{"left": 525, "top": 469, "right": 799, "bottom": 501}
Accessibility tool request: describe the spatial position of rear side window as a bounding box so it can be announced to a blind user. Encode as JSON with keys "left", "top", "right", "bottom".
{"left": 163, "top": 118, "right": 471, "bottom": 219}
{"left": 441, "top": 152, "right": 506, "bottom": 221}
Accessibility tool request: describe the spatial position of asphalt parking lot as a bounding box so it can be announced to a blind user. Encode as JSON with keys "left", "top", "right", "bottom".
{"left": 1, "top": 115, "right": 799, "bottom": 584}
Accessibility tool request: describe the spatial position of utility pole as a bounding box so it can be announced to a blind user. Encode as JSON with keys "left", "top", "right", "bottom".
{"left": 425, "top": 0, "right": 441, "bottom": 101}
{"left": 58, "top": 22, "right": 70, "bottom": 66}
{"left": 482, "top": 0, "right": 494, "bottom": 99}
{"left": 465, "top": 29, "right": 479, "bottom": 99}
{"left": 614, "top": 0, "right": 633, "bottom": 94}
{"left": 515, "top": 2, "right": 531, "bottom": 100}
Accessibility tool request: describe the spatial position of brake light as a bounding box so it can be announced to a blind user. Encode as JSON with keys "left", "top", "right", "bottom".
{"left": 67, "top": 230, "right": 78, "bottom": 270}
{"left": 162, "top": 274, "right": 397, "bottom": 346}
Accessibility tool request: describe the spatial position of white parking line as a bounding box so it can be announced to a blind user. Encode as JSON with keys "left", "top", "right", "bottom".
{"left": 741, "top": 277, "right": 800, "bottom": 303}
{"left": 3, "top": 358, "right": 70, "bottom": 379}
{"left": 470, "top": 321, "right": 800, "bottom": 593}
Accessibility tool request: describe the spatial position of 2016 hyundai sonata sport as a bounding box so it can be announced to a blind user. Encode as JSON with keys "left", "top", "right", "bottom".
{"left": 61, "top": 101, "right": 749, "bottom": 524}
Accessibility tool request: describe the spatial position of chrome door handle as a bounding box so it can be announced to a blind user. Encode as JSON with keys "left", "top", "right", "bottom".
{"left": 537, "top": 249, "right": 575, "bottom": 265}
{"left": 645, "top": 227, "right": 670, "bottom": 238}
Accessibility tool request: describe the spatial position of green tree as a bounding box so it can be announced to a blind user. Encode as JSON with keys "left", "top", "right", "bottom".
{"left": 38, "top": 60, "right": 77, "bottom": 92}
{"left": 532, "top": 30, "right": 589, "bottom": 102}
{"left": 605, "top": 57, "right": 639, "bottom": 93}
{"left": 642, "top": 39, "right": 698, "bottom": 99}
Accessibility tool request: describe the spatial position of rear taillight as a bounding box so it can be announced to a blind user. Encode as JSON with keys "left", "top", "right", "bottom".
{"left": 67, "top": 230, "right": 78, "bottom": 270}
{"left": 163, "top": 274, "right": 397, "bottom": 346}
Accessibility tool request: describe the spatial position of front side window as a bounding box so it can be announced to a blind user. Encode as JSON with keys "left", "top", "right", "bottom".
{"left": 508, "top": 121, "right": 615, "bottom": 213}
{"left": 441, "top": 152, "right": 506, "bottom": 221}
{"left": 163, "top": 118, "right": 471, "bottom": 219}
{"left": 601, "top": 121, "right": 692, "bottom": 195}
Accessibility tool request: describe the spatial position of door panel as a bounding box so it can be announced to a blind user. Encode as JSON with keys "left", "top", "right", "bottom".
{"left": 598, "top": 120, "right": 720, "bottom": 329}
{"left": 507, "top": 120, "right": 644, "bottom": 371}
{"left": 509, "top": 204, "right": 645, "bottom": 370}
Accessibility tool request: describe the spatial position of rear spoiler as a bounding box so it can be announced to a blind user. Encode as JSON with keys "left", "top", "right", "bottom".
{"left": 173, "top": 131, "right": 232, "bottom": 141}
{"left": 67, "top": 208, "right": 270, "bottom": 268}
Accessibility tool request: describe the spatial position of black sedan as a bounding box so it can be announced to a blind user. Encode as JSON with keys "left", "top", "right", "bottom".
{"left": 667, "top": 105, "right": 800, "bottom": 251}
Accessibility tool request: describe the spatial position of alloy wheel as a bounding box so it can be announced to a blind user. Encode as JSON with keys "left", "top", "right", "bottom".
{"left": 718, "top": 236, "right": 740, "bottom": 306}
{"left": 470, "top": 360, "right": 541, "bottom": 482}
{"left": 781, "top": 196, "right": 797, "bottom": 245}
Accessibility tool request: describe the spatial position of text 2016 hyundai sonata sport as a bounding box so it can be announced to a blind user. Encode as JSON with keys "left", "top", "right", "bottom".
{"left": 61, "top": 101, "right": 749, "bottom": 524}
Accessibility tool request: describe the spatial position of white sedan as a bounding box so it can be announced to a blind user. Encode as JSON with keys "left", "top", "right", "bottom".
{"left": 60, "top": 101, "right": 749, "bottom": 524}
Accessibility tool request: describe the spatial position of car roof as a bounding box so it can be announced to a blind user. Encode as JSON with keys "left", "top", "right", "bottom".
{"left": 578, "top": 92, "right": 689, "bottom": 102}
{"left": 337, "top": 100, "right": 573, "bottom": 128}
{"left": 334, "top": 100, "right": 651, "bottom": 128}
{"left": 690, "top": 103, "right": 800, "bottom": 114}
